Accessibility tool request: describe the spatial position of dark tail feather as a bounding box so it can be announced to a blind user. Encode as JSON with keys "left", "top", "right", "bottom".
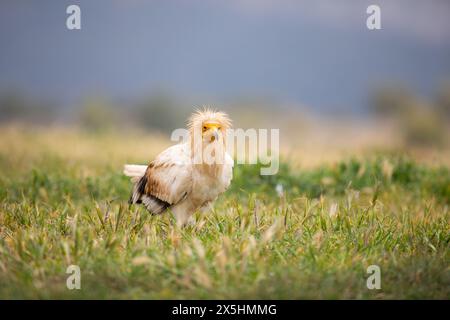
{"left": 129, "top": 175, "right": 170, "bottom": 214}
{"left": 129, "top": 175, "right": 147, "bottom": 204}
{"left": 141, "top": 195, "right": 170, "bottom": 214}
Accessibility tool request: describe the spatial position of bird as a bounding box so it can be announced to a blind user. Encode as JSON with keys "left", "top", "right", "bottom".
{"left": 123, "top": 108, "right": 233, "bottom": 226}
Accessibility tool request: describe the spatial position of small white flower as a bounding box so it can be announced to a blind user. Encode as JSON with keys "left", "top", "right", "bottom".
{"left": 275, "top": 183, "right": 284, "bottom": 197}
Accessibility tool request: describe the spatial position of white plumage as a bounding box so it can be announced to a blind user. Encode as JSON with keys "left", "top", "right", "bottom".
{"left": 124, "top": 108, "right": 233, "bottom": 226}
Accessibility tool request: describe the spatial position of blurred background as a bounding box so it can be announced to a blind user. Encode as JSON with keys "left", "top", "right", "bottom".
{"left": 1, "top": 0, "right": 449, "bottom": 166}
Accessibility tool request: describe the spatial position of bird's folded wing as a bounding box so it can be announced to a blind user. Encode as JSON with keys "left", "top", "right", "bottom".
{"left": 142, "top": 144, "right": 192, "bottom": 206}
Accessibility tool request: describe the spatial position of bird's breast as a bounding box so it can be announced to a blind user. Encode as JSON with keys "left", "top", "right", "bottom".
{"left": 191, "top": 167, "right": 228, "bottom": 204}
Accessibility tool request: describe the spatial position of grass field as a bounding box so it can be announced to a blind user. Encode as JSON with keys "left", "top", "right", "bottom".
{"left": 0, "top": 126, "right": 449, "bottom": 299}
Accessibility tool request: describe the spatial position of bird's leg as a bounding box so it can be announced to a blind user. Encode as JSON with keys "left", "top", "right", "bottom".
{"left": 171, "top": 201, "right": 194, "bottom": 228}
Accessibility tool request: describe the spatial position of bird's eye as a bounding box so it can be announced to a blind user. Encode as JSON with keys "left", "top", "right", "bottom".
{"left": 203, "top": 126, "right": 207, "bottom": 131}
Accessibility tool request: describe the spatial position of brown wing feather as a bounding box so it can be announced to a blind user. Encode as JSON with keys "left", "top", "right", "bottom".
{"left": 144, "top": 162, "right": 175, "bottom": 203}
{"left": 129, "top": 144, "right": 192, "bottom": 214}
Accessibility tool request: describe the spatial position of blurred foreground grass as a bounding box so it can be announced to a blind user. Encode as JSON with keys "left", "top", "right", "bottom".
{"left": 0, "top": 126, "right": 448, "bottom": 299}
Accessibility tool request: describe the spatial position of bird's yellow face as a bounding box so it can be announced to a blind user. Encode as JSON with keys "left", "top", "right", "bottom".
{"left": 202, "top": 121, "right": 222, "bottom": 143}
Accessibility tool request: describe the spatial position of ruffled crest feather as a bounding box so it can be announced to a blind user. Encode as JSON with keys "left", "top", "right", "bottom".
{"left": 187, "top": 107, "right": 232, "bottom": 133}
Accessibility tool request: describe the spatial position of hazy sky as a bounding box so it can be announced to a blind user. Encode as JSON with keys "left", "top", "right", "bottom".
{"left": 1, "top": 0, "right": 450, "bottom": 113}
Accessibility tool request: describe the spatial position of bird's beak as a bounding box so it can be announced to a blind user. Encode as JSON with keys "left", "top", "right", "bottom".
{"left": 211, "top": 129, "right": 219, "bottom": 142}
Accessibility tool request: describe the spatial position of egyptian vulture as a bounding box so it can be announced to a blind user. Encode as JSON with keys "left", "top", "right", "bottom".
{"left": 123, "top": 108, "right": 233, "bottom": 226}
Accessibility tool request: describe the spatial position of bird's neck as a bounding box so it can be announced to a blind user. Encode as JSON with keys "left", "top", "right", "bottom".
{"left": 189, "top": 140, "right": 226, "bottom": 177}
